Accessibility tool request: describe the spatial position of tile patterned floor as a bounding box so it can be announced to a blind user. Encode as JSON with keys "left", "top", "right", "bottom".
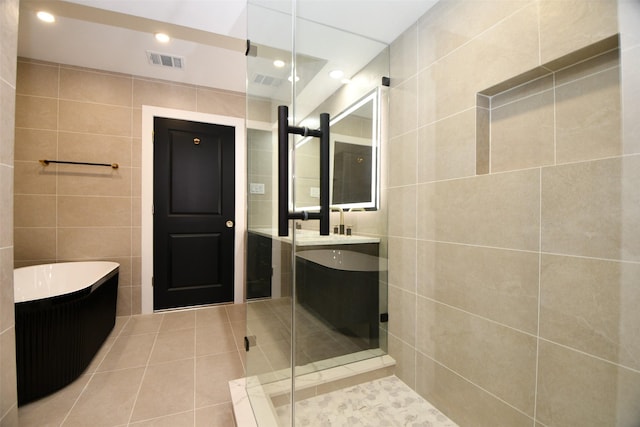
{"left": 276, "top": 375, "right": 459, "bottom": 427}
{"left": 17, "top": 304, "right": 246, "bottom": 427}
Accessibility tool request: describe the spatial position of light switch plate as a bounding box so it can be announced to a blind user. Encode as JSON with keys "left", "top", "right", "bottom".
{"left": 250, "top": 183, "right": 265, "bottom": 194}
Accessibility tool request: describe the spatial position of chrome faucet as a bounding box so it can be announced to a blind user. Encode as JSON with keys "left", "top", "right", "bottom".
{"left": 330, "top": 206, "right": 345, "bottom": 234}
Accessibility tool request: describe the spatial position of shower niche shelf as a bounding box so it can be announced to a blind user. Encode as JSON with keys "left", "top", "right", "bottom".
{"left": 476, "top": 34, "right": 620, "bottom": 175}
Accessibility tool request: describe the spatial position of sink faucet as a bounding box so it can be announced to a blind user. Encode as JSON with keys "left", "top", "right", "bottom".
{"left": 330, "top": 206, "right": 345, "bottom": 234}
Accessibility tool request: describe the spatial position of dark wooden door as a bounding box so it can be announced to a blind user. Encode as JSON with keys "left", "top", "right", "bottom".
{"left": 153, "top": 117, "right": 235, "bottom": 310}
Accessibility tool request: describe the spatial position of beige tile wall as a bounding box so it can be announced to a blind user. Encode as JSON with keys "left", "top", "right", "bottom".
{"left": 0, "top": 0, "right": 19, "bottom": 424}
{"left": 13, "top": 58, "right": 246, "bottom": 317}
{"left": 387, "top": 0, "right": 640, "bottom": 426}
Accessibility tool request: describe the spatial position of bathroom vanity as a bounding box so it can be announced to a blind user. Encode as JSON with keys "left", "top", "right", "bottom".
{"left": 247, "top": 229, "right": 383, "bottom": 347}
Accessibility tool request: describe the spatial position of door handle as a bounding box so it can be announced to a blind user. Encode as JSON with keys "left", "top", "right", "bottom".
{"left": 277, "top": 105, "right": 330, "bottom": 237}
{"left": 226, "top": 220, "right": 234, "bottom": 228}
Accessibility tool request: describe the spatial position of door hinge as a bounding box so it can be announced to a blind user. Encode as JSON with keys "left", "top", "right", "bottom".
{"left": 152, "top": 131, "right": 154, "bottom": 143}
{"left": 152, "top": 204, "right": 154, "bottom": 215}
{"left": 151, "top": 276, "right": 154, "bottom": 287}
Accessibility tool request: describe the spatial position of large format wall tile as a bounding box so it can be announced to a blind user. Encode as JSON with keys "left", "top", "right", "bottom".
{"left": 421, "top": 3, "right": 539, "bottom": 124}
{"left": 57, "top": 196, "right": 132, "bottom": 227}
{"left": 14, "top": 227, "right": 56, "bottom": 261}
{"left": 0, "top": 80, "right": 15, "bottom": 166}
{"left": 57, "top": 132, "right": 132, "bottom": 168}
{"left": 417, "top": 168, "right": 540, "bottom": 251}
{"left": 15, "top": 95, "right": 57, "bottom": 130}
{"left": 387, "top": 334, "right": 416, "bottom": 389}
{"left": 416, "top": 297, "right": 537, "bottom": 415}
{"left": 417, "top": 241, "right": 539, "bottom": 333}
{"left": 416, "top": 0, "right": 529, "bottom": 71}
{"left": 388, "top": 285, "right": 416, "bottom": 347}
{"left": 59, "top": 100, "right": 132, "bottom": 136}
{"left": 0, "top": 328, "right": 18, "bottom": 420}
{"left": 13, "top": 128, "right": 56, "bottom": 162}
{"left": 541, "top": 156, "right": 640, "bottom": 261}
{"left": 536, "top": 340, "right": 640, "bottom": 427}
{"left": 415, "top": 353, "right": 533, "bottom": 427}
{"left": 0, "top": 167, "right": 13, "bottom": 248}
{"left": 417, "top": 108, "right": 476, "bottom": 182}
{"left": 388, "top": 185, "right": 417, "bottom": 238}
{"left": 59, "top": 67, "right": 132, "bottom": 106}
{"left": 621, "top": 46, "right": 640, "bottom": 155}
{"left": 539, "top": 0, "right": 618, "bottom": 64}
{"left": 390, "top": 22, "right": 417, "bottom": 85}
{"left": 388, "top": 131, "right": 417, "bottom": 187}
{"left": 389, "top": 76, "right": 417, "bottom": 138}
{"left": 540, "top": 254, "right": 640, "bottom": 371}
{"left": 57, "top": 227, "right": 131, "bottom": 259}
{"left": 56, "top": 165, "right": 131, "bottom": 197}
{"left": 133, "top": 78, "right": 197, "bottom": 110}
{"left": 555, "top": 67, "right": 621, "bottom": 164}
{"left": 16, "top": 61, "right": 58, "bottom": 97}
{"left": 490, "top": 89, "right": 555, "bottom": 172}
{"left": 0, "top": 248, "right": 14, "bottom": 332}
{"left": 196, "top": 87, "right": 245, "bottom": 118}
{"left": 13, "top": 161, "right": 56, "bottom": 195}
{"left": 388, "top": 236, "right": 416, "bottom": 292}
{"left": 14, "top": 195, "right": 56, "bottom": 227}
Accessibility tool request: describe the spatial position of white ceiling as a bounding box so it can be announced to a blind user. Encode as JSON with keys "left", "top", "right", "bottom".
{"left": 18, "top": 0, "right": 437, "bottom": 96}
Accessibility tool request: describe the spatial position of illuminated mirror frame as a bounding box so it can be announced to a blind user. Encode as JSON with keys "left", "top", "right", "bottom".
{"left": 292, "top": 87, "right": 380, "bottom": 212}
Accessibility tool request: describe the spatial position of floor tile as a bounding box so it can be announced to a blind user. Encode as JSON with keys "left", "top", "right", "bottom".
{"left": 195, "top": 402, "right": 235, "bottom": 427}
{"left": 195, "top": 326, "right": 236, "bottom": 357}
{"left": 159, "top": 310, "right": 196, "bottom": 332}
{"left": 129, "top": 410, "right": 194, "bottom": 427}
{"left": 62, "top": 367, "right": 145, "bottom": 427}
{"left": 130, "top": 359, "right": 195, "bottom": 422}
{"left": 149, "top": 329, "right": 195, "bottom": 365}
{"left": 195, "top": 352, "right": 243, "bottom": 408}
{"left": 97, "top": 333, "right": 156, "bottom": 372}
{"left": 18, "top": 374, "right": 91, "bottom": 427}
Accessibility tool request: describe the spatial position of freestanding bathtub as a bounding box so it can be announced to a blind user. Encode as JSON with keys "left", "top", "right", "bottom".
{"left": 14, "top": 261, "right": 119, "bottom": 405}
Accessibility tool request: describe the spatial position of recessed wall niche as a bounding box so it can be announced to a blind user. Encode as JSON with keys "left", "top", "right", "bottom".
{"left": 476, "top": 35, "right": 621, "bottom": 175}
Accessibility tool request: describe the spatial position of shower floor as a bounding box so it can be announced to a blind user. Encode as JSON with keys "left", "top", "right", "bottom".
{"left": 275, "top": 375, "right": 458, "bottom": 427}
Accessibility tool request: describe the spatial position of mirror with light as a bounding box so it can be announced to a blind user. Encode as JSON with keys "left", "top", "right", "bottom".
{"left": 293, "top": 87, "right": 380, "bottom": 211}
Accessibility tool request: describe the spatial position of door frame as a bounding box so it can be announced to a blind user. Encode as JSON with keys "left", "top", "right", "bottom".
{"left": 141, "top": 105, "right": 246, "bottom": 313}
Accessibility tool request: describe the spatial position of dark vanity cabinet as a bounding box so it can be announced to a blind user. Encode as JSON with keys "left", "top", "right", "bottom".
{"left": 246, "top": 232, "right": 272, "bottom": 299}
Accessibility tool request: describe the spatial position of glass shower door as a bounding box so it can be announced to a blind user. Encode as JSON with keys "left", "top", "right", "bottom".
{"left": 245, "top": 1, "right": 389, "bottom": 425}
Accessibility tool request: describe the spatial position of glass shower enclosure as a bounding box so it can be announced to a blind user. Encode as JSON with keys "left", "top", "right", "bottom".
{"left": 244, "top": 1, "right": 390, "bottom": 424}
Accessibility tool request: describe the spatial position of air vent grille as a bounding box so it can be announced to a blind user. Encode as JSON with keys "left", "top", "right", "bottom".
{"left": 252, "top": 73, "right": 283, "bottom": 87}
{"left": 146, "top": 51, "right": 184, "bottom": 69}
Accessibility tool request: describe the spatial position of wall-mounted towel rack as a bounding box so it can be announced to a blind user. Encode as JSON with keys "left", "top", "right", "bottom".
{"left": 39, "top": 160, "right": 119, "bottom": 169}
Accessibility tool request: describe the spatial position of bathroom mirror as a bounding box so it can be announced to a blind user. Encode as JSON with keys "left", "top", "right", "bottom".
{"left": 294, "top": 87, "right": 380, "bottom": 211}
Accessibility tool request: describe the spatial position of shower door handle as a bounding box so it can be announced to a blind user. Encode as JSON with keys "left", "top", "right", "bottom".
{"left": 277, "top": 105, "right": 330, "bottom": 237}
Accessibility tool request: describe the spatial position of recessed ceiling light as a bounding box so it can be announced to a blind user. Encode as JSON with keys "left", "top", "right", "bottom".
{"left": 155, "top": 33, "right": 170, "bottom": 43}
{"left": 329, "top": 69, "right": 344, "bottom": 79}
{"left": 273, "top": 60, "right": 285, "bottom": 68}
{"left": 37, "top": 11, "right": 55, "bottom": 23}
{"left": 288, "top": 75, "right": 300, "bottom": 82}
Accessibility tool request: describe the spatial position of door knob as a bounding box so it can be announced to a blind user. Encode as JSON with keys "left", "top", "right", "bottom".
{"left": 226, "top": 220, "right": 234, "bottom": 228}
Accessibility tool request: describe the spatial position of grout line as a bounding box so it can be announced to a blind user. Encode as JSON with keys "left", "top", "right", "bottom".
{"left": 537, "top": 337, "right": 640, "bottom": 375}
{"left": 126, "top": 315, "right": 164, "bottom": 425}
{"left": 60, "top": 316, "right": 132, "bottom": 426}
{"left": 417, "top": 350, "right": 535, "bottom": 422}
{"left": 386, "top": 151, "right": 640, "bottom": 190}
{"left": 193, "top": 317, "right": 197, "bottom": 426}
{"left": 415, "top": 0, "right": 536, "bottom": 76}
{"left": 532, "top": 170, "right": 543, "bottom": 424}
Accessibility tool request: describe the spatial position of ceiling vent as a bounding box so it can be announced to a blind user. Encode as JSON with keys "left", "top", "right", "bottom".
{"left": 146, "top": 51, "right": 184, "bottom": 69}
{"left": 252, "top": 73, "right": 283, "bottom": 87}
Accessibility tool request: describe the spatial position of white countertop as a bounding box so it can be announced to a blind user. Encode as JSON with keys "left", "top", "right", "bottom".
{"left": 249, "top": 228, "right": 380, "bottom": 246}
